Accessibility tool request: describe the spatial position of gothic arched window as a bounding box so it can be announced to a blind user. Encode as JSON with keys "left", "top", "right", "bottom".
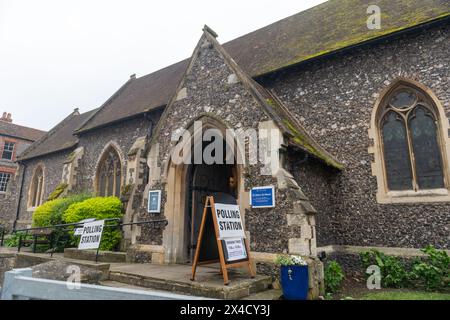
{"left": 96, "top": 146, "right": 122, "bottom": 197}
{"left": 29, "top": 165, "right": 44, "bottom": 208}
{"left": 378, "top": 85, "right": 445, "bottom": 192}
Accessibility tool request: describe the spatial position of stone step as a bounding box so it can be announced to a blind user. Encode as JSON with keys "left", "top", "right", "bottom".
{"left": 64, "top": 248, "right": 126, "bottom": 263}
{"left": 14, "top": 252, "right": 111, "bottom": 280}
{"left": 101, "top": 280, "right": 281, "bottom": 300}
{"left": 241, "top": 289, "right": 283, "bottom": 300}
{"left": 108, "top": 264, "right": 272, "bottom": 300}
{"left": 100, "top": 280, "right": 197, "bottom": 296}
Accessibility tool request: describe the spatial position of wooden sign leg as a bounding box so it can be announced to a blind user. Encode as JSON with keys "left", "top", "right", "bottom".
{"left": 216, "top": 238, "right": 230, "bottom": 285}
{"left": 245, "top": 239, "right": 256, "bottom": 278}
{"left": 210, "top": 197, "right": 230, "bottom": 286}
{"left": 191, "top": 197, "right": 210, "bottom": 281}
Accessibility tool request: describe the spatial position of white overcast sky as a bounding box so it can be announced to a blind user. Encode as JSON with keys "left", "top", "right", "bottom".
{"left": 0, "top": 0, "right": 326, "bottom": 131}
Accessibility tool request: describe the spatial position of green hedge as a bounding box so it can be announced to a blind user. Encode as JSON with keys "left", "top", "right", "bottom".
{"left": 63, "top": 196, "right": 123, "bottom": 250}
{"left": 32, "top": 193, "right": 92, "bottom": 227}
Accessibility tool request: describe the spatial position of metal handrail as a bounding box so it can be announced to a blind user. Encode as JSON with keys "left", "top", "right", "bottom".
{"left": 10, "top": 218, "right": 168, "bottom": 261}
{"left": 13, "top": 218, "right": 122, "bottom": 233}
{"left": 119, "top": 219, "right": 168, "bottom": 227}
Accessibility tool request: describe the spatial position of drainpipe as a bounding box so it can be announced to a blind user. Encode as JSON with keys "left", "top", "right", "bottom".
{"left": 13, "top": 161, "right": 26, "bottom": 232}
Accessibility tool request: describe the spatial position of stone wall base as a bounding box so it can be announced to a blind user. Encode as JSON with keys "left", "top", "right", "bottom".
{"left": 126, "top": 244, "right": 165, "bottom": 264}
{"left": 317, "top": 244, "right": 450, "bottom": 275}
{"left": 0, "top": 253, "right": 16, "bottom": 285}
{"left": 127, "top": 248, "right": 325, "bottom": 300}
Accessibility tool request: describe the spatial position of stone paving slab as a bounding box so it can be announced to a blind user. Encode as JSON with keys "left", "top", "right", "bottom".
{"left": 242, "top": 289, "right": 282, "bottom": 300}
{"left": 64, "top": 248, "right": 126, "bottom": 263}
{"left": 109, "top": 263, "right": 271, "bottom": 299}
{"left": 13, "top": 252, "right": 111, "bottom": 280}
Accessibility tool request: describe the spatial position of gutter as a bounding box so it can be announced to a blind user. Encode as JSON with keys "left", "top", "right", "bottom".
{"left": 17, "top": 143, "right": 78, "bottom": 162}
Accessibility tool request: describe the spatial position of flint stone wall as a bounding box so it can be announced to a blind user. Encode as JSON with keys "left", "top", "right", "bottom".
{"left": 75, "top": 116, "right": 156, "bottom": 194}
{"left": 17, "top": 151, "right": 70, "bottom": 226}
{"left": 142, "top": 34, "right": 302, "bottom": 254}
{"left": 262, "top": 23, "right": 450, "bottom": 249}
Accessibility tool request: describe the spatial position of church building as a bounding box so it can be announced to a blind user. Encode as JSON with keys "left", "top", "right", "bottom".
{"left": 5, "top": 0, "right": 450, "bottom": 282}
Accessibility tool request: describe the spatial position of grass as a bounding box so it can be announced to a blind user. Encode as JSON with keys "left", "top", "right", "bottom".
{"left": 359, "top": 291, "right": 450, "bottom": 300}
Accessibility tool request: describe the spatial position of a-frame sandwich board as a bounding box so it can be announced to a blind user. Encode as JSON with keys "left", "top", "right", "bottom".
{"left": 190, "top": 195, "right": 255, "bottom": 285}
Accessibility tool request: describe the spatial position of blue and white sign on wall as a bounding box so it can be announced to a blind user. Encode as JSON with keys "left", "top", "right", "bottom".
{"left": 250, "top": 186, "right": 275, "bottom": 208}
{"left": 148, "top": 190, "right": 161, "bottom": 213}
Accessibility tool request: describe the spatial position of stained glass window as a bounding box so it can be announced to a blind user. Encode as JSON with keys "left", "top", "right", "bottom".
{"left": 380, "top": 85, "right": 445, "bottom": 192}
{"left": 389, "top": 90, "right": 416, "bottom": 109}
{"left": 382, "top": 112, "right": 413, "bottom": 190}
{"left": 96, "top": 147, "right": 122, "bottom": 197}
{"left": 409, "top": 107, "right": 444, "bottom": 189}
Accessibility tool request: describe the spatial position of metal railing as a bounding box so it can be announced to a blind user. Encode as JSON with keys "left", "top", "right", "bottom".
{"left": 1, "top": 268, "right": 207, "bottom": 300}
{"left": 7, "top": 218, "right": 168, "bottom": 262}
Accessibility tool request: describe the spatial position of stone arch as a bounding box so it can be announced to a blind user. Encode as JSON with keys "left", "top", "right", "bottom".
{"left": 27, "top": 162, "right": 46, "bottom": 209}
{"left": 93, "top": 141, "right": 125, "bottom": 197}
{"left": 161, "top": 114, "right": 247, "bottom": 180}
{"left": 369, "top": 77, "right": 450, "bottom": 203}
{"left": 161, "top": 115, "right": 248, "bottom": 263}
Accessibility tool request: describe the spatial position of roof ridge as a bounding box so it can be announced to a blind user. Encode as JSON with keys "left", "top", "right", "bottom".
{"left": 18, "top": 109, "right": 80, "bottom": 161}
{"left": 139, "top": 59, "right": 189, "bottom": 82}
{"left": 149, "top": 27, "right": 342, "bottom": 170}
{"left": 202, "top": 31, "right": 291, "bottom": 130}
{"left": 54, "top": 0, "right": 450, "bottom": 132}
{"left": 203, "top": 30, "right": 342, "bottom": 169}
{"left": 0, "top": 122, "right": 46, "bottom": 142}
{"left": 148, "top": 31, "right": 208, "bottom": 148}
{"left": 73, "top": 107, "right": 101, "bottom": 133}
{"left": 75, "top": 77, "right": 136, "bottom": 134}
{"left": 0, "top": 121, "right": 46, "bottom": 134}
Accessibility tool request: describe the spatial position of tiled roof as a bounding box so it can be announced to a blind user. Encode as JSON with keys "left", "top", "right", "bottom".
{"left": 0, "top": 121, "right": 46, "bottom": 142}
{"left": 77, "top": 0, "right": 450, "bottom": 133}
{"left": 18, "top": 109, "right": 97, "bottom": 161}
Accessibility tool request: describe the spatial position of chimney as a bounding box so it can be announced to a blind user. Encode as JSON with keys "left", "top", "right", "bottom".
{"left": 0, "top": 112, "right": 12, "bottom": 123}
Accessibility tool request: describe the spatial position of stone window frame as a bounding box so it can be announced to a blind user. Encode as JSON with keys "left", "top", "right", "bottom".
{"left": 369, "top": 78, "right": 450, "bottom": 203}
{"left": 0, "top": 171, "right": 11, "bottom": 193}
{"left": 93, "top": 141, "right": 125, "bottom": 197}
{"left": 27, "top": 163, "right": 45, "bottom": 210}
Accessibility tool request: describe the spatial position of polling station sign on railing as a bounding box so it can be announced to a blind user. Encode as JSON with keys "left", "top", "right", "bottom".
{"left": 78, "top": 220, "right": 105, "bottom": 250}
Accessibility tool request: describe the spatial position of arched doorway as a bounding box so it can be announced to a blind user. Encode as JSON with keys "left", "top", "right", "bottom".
{"left": 185, "top": 161, "right": 237, "bottom": 262}
{"left": 162, "top": 117, "right": 245, "bottom": 264}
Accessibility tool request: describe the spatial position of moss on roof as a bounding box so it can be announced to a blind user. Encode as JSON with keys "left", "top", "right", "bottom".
{"left": 225, "top": 0, "right": 450, "bottom": 76}
{"left": 263, "top": 93, "right": 343, "bottom": 170}
{"left": 77, "top": 0, "right": 450, "bottom": 132}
